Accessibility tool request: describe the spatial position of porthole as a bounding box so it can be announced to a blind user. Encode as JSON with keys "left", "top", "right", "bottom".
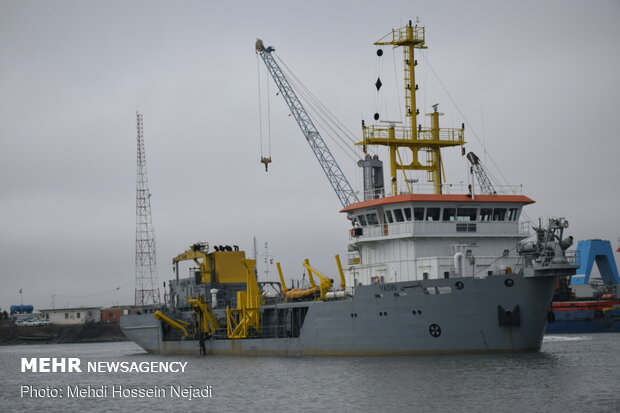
{"left": 455, "top": 281, "right": 464, "bottom": 290}
{"left": 505, "top": 278, "right": 514, "bottom": 287}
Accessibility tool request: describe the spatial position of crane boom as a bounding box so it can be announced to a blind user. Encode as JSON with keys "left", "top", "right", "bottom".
{"left": 466, "top": 152, "right": 497, "bottom": 195}
{"left": 256, "top": 40, "right": 359, "bottom": 208}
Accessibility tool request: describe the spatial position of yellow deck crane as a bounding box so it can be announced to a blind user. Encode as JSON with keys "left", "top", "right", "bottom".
{"left": 277, "top": 256, "right": 347, "bottom": 301}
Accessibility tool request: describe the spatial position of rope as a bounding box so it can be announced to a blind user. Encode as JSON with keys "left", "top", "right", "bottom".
{"left": 418, "top": 53, "right": 535, "bottom": 228}
{"left": 419, "top": 52, "right": 512, "bottom": 189}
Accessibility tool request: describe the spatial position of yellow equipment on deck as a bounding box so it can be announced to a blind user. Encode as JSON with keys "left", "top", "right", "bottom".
{"left": 277, "top": 261, "right": 319, "bottom": 299}
{"left": 172, "top": 243, "right": 247, "bottom": 284}
{"left": 187, "top": 297, "right": 219, "bottom": 337}
{"left": 154, "top": 311, "right": 190, "bottom": 337}
{"left": 304, "top": 258, "right": 334, "bottom": 301}
{"left": 226, "top": 259, "right": 263, "bottom": 339}
{"left": 277, "top": 255, "right": 347, "bottom": 301}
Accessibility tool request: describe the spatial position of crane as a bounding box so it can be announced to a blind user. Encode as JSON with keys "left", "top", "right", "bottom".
{"left": 255, "top": 39, "right": 360, "bottom": 208}
{"left": 466, "top": 151, "right": 497, "bottom": 195}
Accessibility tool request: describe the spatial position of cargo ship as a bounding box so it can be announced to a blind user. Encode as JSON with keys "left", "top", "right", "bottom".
{"left": 546, "top": 239, "right": 620, "bottom": 334}
{"left": 121, "top": 22, "right": 579, "bottom": 355}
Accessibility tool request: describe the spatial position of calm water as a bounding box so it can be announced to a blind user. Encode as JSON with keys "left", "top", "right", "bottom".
{"left": 1, "top": 335, "right": 618, "bottom": 412}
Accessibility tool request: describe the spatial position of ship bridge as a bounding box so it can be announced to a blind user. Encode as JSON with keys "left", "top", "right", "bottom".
{"left": 339, "top": 21, "right": 544, "bottom": 287}
{"left": 341, "top": 190, "right": 536, "bottom": 287}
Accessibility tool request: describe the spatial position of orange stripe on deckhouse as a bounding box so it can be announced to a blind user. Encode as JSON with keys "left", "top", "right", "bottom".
{"left": 341, "top": 194, "right": 535, "bottom": 213}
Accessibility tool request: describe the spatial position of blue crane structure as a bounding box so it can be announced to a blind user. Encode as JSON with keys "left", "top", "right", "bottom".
{"left": 571, "top": 239, "right": 620, "bottom": 286}
{"left": 255, "top": 40, "right": 359, "bottom": 208}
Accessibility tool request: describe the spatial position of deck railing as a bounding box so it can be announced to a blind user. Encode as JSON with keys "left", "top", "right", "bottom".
{"left": 359, "top": 183, "right": 523, "bottom": 201}
{"left": 351, "top": 220, "right": 531, "bottom": 239}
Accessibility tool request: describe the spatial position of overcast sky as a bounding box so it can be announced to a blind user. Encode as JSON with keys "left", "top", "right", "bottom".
{"left": 1, "top": 0, "right": 619, "bottom": 311}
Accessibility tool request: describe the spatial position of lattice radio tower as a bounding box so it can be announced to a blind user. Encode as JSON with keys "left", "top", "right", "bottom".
{"left": 135, "top": 112, "right": 160, "bottom": 306}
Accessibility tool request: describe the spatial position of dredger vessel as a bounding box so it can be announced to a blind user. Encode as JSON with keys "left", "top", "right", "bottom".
{"left": 121, "top": 22, "right": 578, "bottom": 355}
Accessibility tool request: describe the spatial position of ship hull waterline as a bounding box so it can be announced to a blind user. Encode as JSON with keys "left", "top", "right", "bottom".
{"left": 121, "top": 275, "right": 555, "bottom": 356}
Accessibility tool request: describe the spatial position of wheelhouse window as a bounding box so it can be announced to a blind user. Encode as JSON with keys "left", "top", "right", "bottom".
{"left": 457, "top": 208, "right": 478, "bottom": 221}
{"left": 358, "top": 215, "right": 367, "bottom": 226}
{"left": 366, "top": 213, "right": 379, "bottom": 225}
{"left": 492, "top": 208, "right": 507, "bottom": 221}
{"left": 426, "top": 208, "right": 440, "bottom": 221}
{"left": 385, "top": 210, "right": 394, "bottom": 223}
{"left": 414, "top": 207, "right": 424, "bottom": 221}
{"left": 403, "top": 207, "right": 412, "bottom": 221}
{"left": 508, "top": 208, "right": 520, "bottom": 221}
{"left": 393, "top": 209, "right": 405, "bottom": 222}
{"left": 442, "top": 208, "right": 456, "bottom": 221}
{"left": 480, "top": 208, "right": 493, "bottom": 221}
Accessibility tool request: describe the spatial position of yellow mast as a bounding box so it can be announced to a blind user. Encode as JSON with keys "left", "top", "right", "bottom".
{"left": 359, "top": 21, "right": 465, "bottom": 195}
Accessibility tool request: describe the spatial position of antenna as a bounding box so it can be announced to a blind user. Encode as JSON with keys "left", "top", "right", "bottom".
{"left": 134, "top": 112, "right": 160, "bottom": 307}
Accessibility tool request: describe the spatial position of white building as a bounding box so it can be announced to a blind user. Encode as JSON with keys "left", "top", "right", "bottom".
{"left": 39, "top": 307, "right": 101, "bottom": 325}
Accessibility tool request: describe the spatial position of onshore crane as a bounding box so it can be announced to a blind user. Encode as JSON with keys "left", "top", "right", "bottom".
{"left": 255, "top": 39, "right": 359, "bottom": 208}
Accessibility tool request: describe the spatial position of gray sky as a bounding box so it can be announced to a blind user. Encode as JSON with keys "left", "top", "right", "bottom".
{"left": 1, "top": 0, "right": 619, "bottom": 311}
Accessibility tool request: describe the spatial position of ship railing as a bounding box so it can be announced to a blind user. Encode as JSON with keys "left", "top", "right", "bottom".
{"left": 563, "top": 249, "right": 580, "bottom": 267}
{"left": 564, "top": 250, "right": 581, "bottom": 265}
{"left": 346, "top": 255, "right": 526, "bottom": 280}
{"left": 521, "top": 248, "right": 580, "bottom": 269}
{"left": 362, "top": 124, "right": 464, "bottom": 144}
{"left": 384, "top": 25, "right": 426, "bottom": 45}
{"left": 519, "top": 221, "right": 531, "bottom": 235}
{"left": 358, "top": 183, "right": 523, "bottom": 200}
{"left": 350, "top": 220, "right": 530, "bottom": 239}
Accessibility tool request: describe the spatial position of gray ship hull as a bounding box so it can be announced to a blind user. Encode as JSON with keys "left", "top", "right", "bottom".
{"left": 120, "top": 274, "right": 555, "bottom": 355}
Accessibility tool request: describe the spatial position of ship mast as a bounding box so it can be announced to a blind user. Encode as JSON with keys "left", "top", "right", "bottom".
{"left": 359, "top": 21, "right": 466, "bottom": 195}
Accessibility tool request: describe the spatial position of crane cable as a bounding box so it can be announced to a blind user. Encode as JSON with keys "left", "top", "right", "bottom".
{"left": 419, "top": 52, "right": 510, "bottom": 190}
{"left": 420, "top": 52, "right": 534, "bottom": 227}
{"left": 279, "top": 57, "right": 359, "bottom": 149}
{"left": 257, "top": 54, "right": 273, "bottom": 171}
{"left": 273, "top": 53, "right": 370, "bottom": 161}
{"left": 256, "top": 54, "right": 264, "bottom": 158}
{"left": 266, "top": 68, "right": 272, "bottom": 158}
{"left": 288, "top": 81, "right": 360, "bottom": 164}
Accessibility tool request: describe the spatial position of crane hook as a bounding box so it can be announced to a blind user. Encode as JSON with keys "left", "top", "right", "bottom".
{"left": 261, "top": 156, "right": 272, "bottom": 172}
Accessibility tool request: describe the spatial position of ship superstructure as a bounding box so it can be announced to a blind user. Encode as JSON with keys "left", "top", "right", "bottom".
{"left": 121, "top": 22, "right": 579, "bottom": 355}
